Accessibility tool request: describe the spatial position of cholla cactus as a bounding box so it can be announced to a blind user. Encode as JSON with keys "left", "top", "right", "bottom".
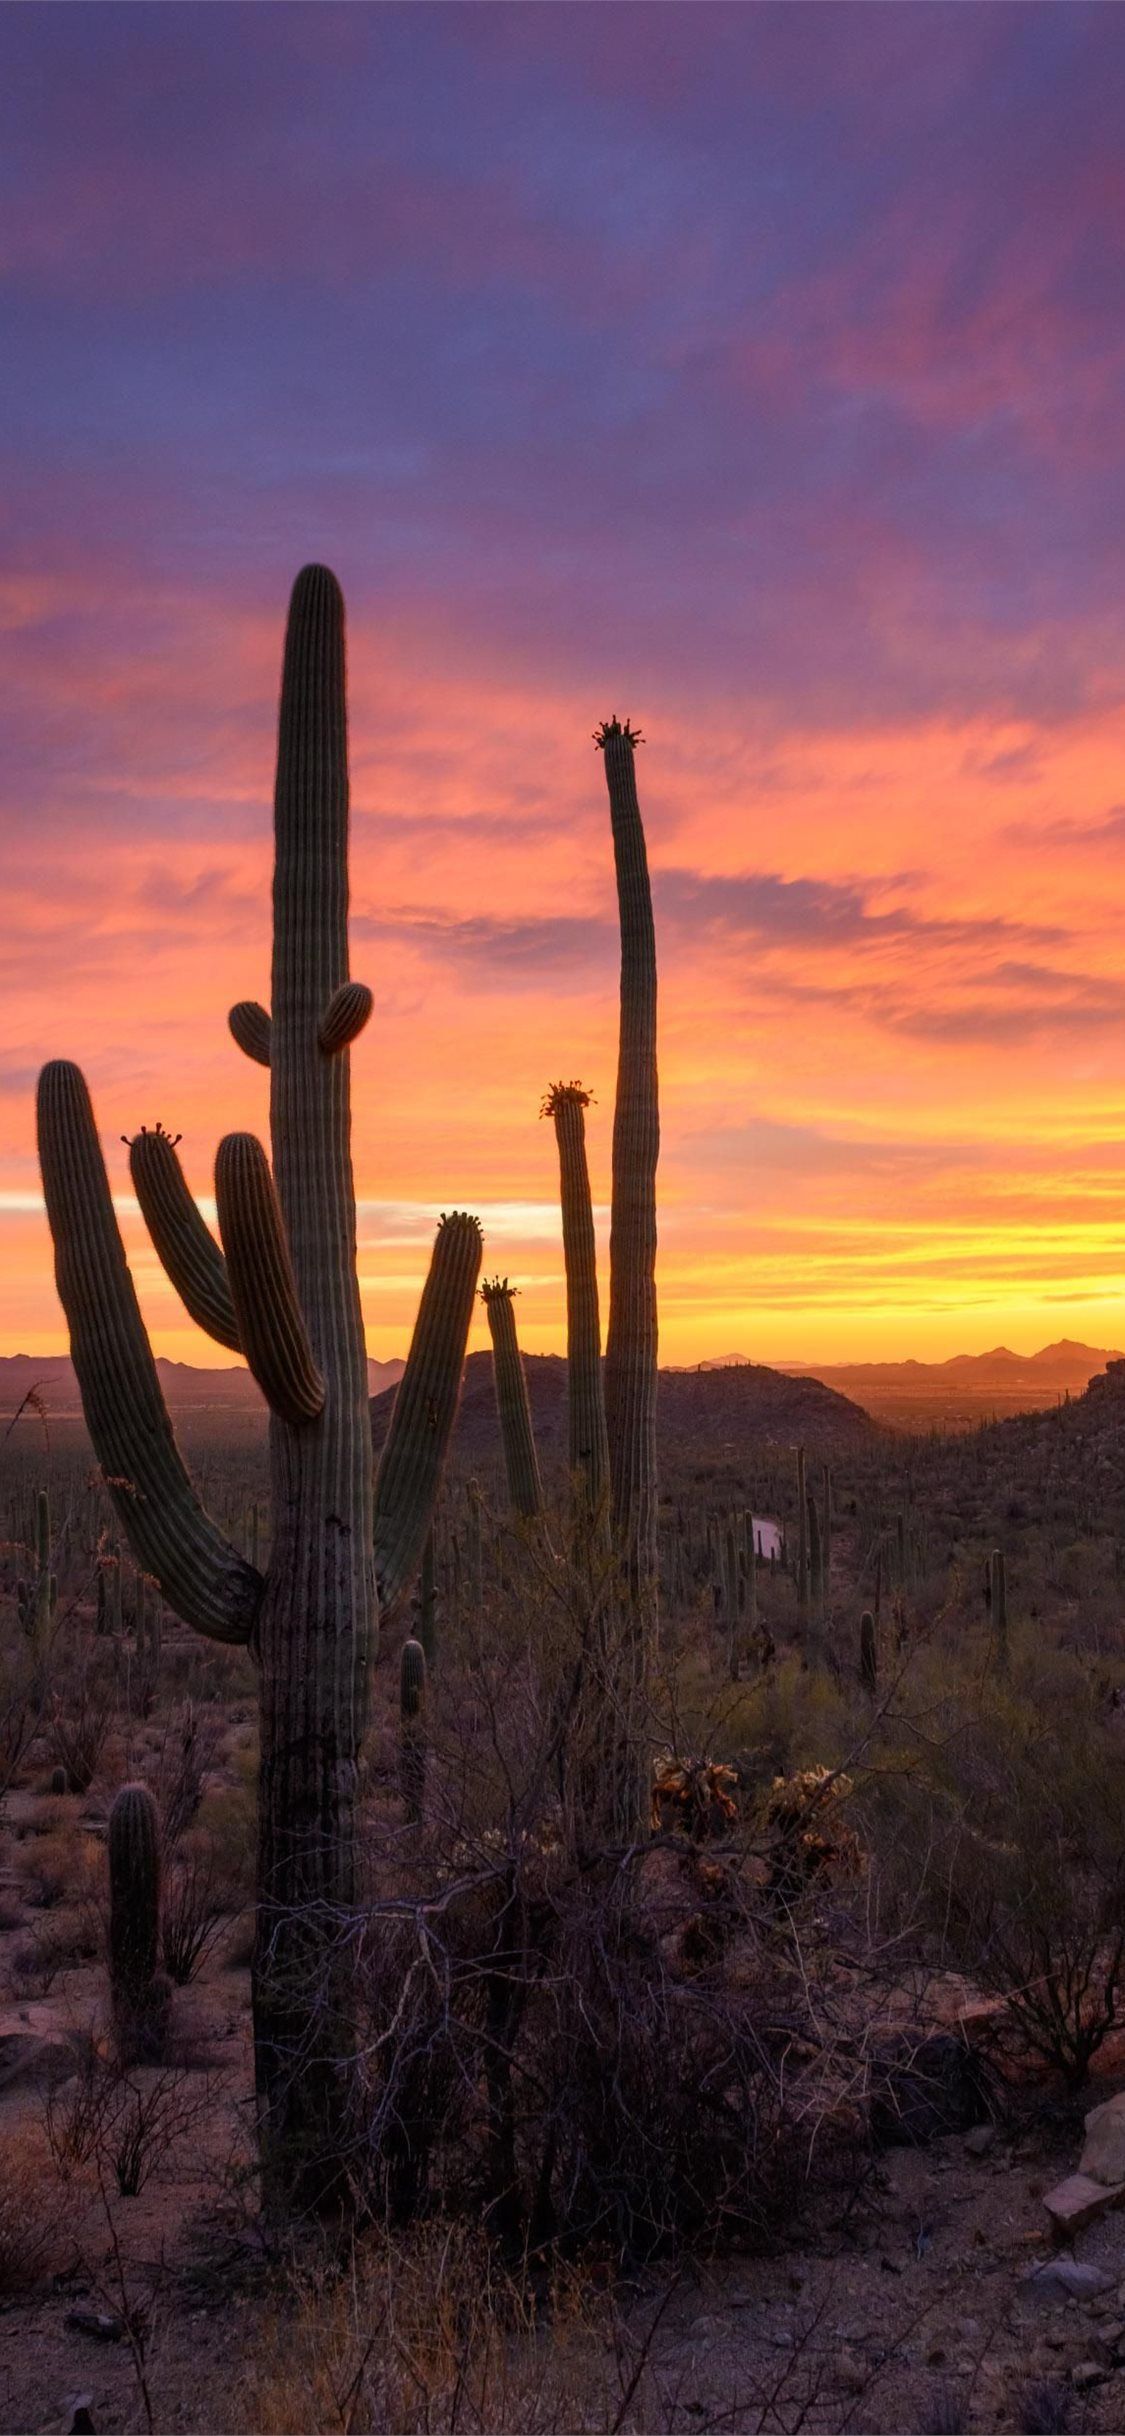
{"left": 108, "top": 1781, "right": 169, "bottom": 2063}
{"left": 480, "top": 1278, "right": 543, "bottom": 1519}
{"left": 37, "top": 567, "right": 482, "bottom": 2206}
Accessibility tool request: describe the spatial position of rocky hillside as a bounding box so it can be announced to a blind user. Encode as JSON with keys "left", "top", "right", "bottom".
{"left": 370, "top": 1349, "right": 878, "bottom": 1479}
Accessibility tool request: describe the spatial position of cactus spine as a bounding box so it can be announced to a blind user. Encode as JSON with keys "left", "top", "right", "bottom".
{"left": 543, "top": 1082, "right": 610, "bottom": 1516}
{"left": 399, "top": 1636, "right": 427, "bottom": 1822}
{"left": 480, "top": 1278, "right": 543, "bottom": 1519}
{"left": 37, "top": 567, "right": 481, "bottom": 2209}
{"left": 108, "top": 1781, "right": 168, "bottom": 2063}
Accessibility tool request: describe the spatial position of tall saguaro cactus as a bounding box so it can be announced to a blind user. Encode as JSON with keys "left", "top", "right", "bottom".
{"left": 542, "top": 1081, "right": 610, "bottom": 1517}
{"left": 597, "top": 721, "right": 659, "bottom": 1611}
{"left": 480, "top": 1278, "right": 543, "bottom": 1519}
{"left": 37, "top": 566, "right": 482, "bottom": 2208}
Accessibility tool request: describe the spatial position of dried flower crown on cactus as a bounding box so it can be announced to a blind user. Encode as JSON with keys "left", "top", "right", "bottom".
{"left": 37, "top": 564, "right": 483, "bottom": 2208}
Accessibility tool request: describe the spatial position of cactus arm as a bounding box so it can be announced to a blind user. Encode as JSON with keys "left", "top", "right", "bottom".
{"left": 596, "top": 719, "right": 660, "bottom": 1601}
{"left": 229, "top": 1000, "right": 272, "bottom": 1066}
{"left": 373, "top": 1211, "right": 483, "bottom": 1623}
{"left": 480, "top": 1277, "right": 543, "bottom": 1519}
{"left": 318, "top": 980, "right": 373, "bottom": 1054}
{"left": 36, "top": 1062, "right": 261, "bottom": 1645}
{"left": 543, "top": 1081, "right": 609, "bottom": 1511}
{"left": 128, "top": 1127, "right": 241, "bottom": 1353}
{"left": 215, "top": 1133, "right": 326, "bottom": 1424}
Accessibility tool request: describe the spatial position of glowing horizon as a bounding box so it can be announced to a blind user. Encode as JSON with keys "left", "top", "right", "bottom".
{"left": 5, "top": 5, "right": 1125, "bottom": 1369}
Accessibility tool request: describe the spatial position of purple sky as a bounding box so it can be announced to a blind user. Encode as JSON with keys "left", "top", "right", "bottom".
{"left": 5, "top": 4, "right": 1125, "bottom": 1363}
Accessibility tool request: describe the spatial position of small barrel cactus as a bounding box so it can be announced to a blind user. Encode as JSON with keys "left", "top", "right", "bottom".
{"left": 108, "top": 1781, "right": 169, "bottom": 2063}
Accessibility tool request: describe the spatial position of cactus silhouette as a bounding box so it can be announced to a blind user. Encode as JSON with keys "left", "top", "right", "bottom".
{"left": 17, "top": 1486, "right": 55, "bottom": 1664}
{"left": 399, "top": 1635, "right": 428, "bottom": 1822}
{"left": 480, "top": 1278, "right": 543, "bottom": 1519}
{"left": 37, "top": 566, "right": 482, "bottom": 2206}
{"left": 596, "top": 720, "right": 659, "bottom": 1612}
{"left": 542, "top": 1081, "right": 610, "bottom": 1516}
{"left": 108, "top": 1781, "right": 168, "bottom": 2064}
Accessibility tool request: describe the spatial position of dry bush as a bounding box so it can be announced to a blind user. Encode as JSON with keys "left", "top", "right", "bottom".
{"left": 0, "top": 1647, "right": 36, "bottom": 1807}
{"left": 9, "top": 1904, "right": 99, "bottom": 1995}
{"left": 45, "top": 2051, "right": 222, "bottom": 2195}
{"left": 326, "top": 1604, "right": 862, "bottom": 2263}
{"left": 161, "top": 1837, "right": 234, "bottom": 1984}
{"left": 0, "top": 2126, "right": 67, "bottom": 2294}
{"left": 240, "top": 2223, "right": 622, "bottom": 2435}
{"left": 196, "top": 1749, "right": 257, "bottom": 1897}
{"left": 13, "top": 1819, "right": 87, "bottom": 1910}
{"left": 153, "top": 1701, "right": 223, "bottom": 1849}
{"left": 48, "top": 1655, "right": 115, "bottom": 1794}
{"left": 912, "top": 1679, "right": 1125, "bottom": 2085}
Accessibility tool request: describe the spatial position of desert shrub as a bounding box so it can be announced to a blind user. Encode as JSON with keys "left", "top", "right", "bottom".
{"left": 154, "top": 1701, "right": 223, "bottom": 1849}
{"left": 346, "top": 1809, "right": 818, "bottom": 2261}
{"left": 14, "top": 1821, "right": 85, "bottom": 1909}
{"left": 1013, "top": 2380, "right": 1073, "bottom": 2434}
{"left": 161, "top": 1840, "right": 233, "bottom": 1984}
{"left": 196, "top": 1749, "right": 257, "bottom": 1897}
{"left": 0, "top": 2127, "right": 64, "bottom": 2293}
{"left": 48, "top": 1658, "right": 115, "bottom": 1794}
{"left": 0, "top": 1648, "right": 36, "bottom": 1807}
{"left": 9, "top": 1906, "right": 98, "bottom": 1995}
{"left": 45, "top": 2051, "right": 219, "bottom": 2195}
{"left": 241, "top": 2222, "right": 623, "bottom": 2435}
{"left": 921, "top": 1685, "right": 1125, "bottom": 2084}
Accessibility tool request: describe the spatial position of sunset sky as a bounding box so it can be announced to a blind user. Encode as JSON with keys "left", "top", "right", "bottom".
{"left": 4, "top": 2, "right": 1125, "bottom": 1369}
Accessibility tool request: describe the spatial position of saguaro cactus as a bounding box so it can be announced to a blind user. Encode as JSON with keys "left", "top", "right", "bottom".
{"left": 480, "top": 1278, "right": 543, "bottom": 1519}
{"left": 795, "top": 1448, "right": 809, "bottom": 1622}
{"left": 399, "top": 1635, "right": 427, "bottom": 1823}
{"left": 108, "top": 1781, "right": 168, "bottom": 2063}
{"left": 17, "top": 1487, "right": 55, "bottom": 1662}
{"left": 542, "top": 1081, "right": 610, "bottom": 1515}
{"left": 38, "top": 566, "right": 482, "bottom": 2207}
{"left": 596, "top": 721, "right": 659, "bottom": 1612}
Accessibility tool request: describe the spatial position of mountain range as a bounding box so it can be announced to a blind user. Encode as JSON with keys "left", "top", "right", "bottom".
{"left": 1, "top": 1340, "right": 1117, "bottom": 1442}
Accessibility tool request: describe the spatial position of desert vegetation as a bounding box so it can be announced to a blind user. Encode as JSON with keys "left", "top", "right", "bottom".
{"left": 4, "top": 573, "right": 1125, "bottom": 2432}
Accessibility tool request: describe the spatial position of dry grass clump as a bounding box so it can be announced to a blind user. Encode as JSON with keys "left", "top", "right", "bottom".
{"left": 240, "top": 2223, "right": 620, "bottom": 2435}
{"left": 0, "top": 2126, "right": 68, "bottom": 2295}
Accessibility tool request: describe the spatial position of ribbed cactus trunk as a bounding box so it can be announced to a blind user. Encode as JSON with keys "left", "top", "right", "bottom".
{"left": 597, "top": 722, "right": 659, "bottom": 1838}
{"left": 599, "top": 724, "right": 659, "bottom": 1606}
{"left": 109, "top": 1781, "right": 168, "bottom": 2064}
{"left": 251, "top": 567, "right": 374, "bottom": 2200}
{"left": 37, "top": 565, "right": 482, "bottom": 2216}
{"left": 544, "top": 1083, "right": 609, "bottom": 1517}
{"left": 480, "top": 1280, "right": 543, "bottom": 1519}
